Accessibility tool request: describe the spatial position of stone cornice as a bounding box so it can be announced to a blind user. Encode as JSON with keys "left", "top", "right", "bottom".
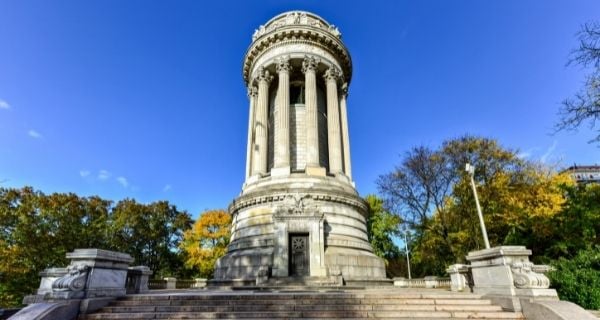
{"left": 229, "top": 190, "right": 368, "bottom": 215}
{"left": 243, "top": 27, "right": 352, "bottom": 86}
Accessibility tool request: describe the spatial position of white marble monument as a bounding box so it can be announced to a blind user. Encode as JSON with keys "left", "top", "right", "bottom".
{"left": 213, "top": 11, "right": 386, "bottom": 285}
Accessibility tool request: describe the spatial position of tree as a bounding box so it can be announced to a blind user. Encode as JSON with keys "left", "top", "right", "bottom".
{"left": 377, "top": 135, "right": 573, "bottom": 275}
{"left": 544, "top": 182, "right": 600, "bottom": 259}
{"left": 377, "top": 136, "right": 525, "bottom": 273}
{"left": 557, "top": 22, "right": 600, "bottom": 144}
{"left": 181, "top": 209, "right": 231, "bottom": 278}
{"left": 365, "top": 195, "right": 401, "bottom": 264}
{"left": 376, "top": 146, "right": 453, "bottom": 235}
{"left": 110, "top": 199, "right": 193, "bottom": 278}
{"left": 0, "top": 187, "right": 112, "bottom": 307}
{"left": 547, "top": 246, "right": 600, "bottom": 310}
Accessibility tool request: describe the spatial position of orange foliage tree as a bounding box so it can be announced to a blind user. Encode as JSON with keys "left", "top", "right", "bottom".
{"left": 181, "top": 209, "right": 231, "bottom": 278}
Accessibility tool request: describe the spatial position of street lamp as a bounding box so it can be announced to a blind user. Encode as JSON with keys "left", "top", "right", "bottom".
{"left": 403, "top": 227, "right": 412, "bottom": 279}
{"left": 465, "top": 163, "right": 491, "bottom": 249}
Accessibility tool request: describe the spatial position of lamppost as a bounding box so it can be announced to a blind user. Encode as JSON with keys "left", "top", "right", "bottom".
{"left": 403, "top": 227, "right": 412, "bottom": 279}
{"left": 465, "top": 163, "right": 491, "bottom": 249}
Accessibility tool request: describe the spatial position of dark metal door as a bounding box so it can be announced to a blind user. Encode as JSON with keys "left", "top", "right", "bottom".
{"left": 289, "top": 235, "right": 309, "bottom": 276}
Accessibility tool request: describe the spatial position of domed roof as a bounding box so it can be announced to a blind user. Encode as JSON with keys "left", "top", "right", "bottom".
{"left": 242, "top": 11, "right": 352, "bottom": 85}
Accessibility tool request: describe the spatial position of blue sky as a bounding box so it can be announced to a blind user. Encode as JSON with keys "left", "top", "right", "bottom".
{"left": 0, "top": 1, "right": 598, "bottom": 219}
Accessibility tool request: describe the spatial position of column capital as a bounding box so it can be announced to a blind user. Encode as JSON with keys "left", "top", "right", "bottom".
{"left": 302, "top": 55, "right": 319, "bottom": 73}
{"left": 339, "top": 82, "right": 349, "bottom": 98}
{"left": 247, "top": 86, "right": 258, "bottom": 98}
{"left": 256, "top": 66, "right": 274, "bottom": 84}
{"left": 276, "top": 56, "right": 292, "bottom": 73}
{"left": 324, "top": 66, "right": 342, "bottom": 82}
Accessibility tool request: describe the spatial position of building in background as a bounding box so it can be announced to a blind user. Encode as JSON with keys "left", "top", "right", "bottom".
{"left": 563, "top": 164, "right": 600, "bottom": 184}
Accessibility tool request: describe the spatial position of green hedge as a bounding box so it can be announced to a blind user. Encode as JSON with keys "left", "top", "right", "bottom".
{"left": 548, "top": 246, "right": 600, "bottom": 310}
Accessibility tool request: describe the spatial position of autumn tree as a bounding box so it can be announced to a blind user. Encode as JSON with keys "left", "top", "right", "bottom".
{"left": 378, "top": 135, "right": 573, "bottom": 275}
{"left": 556, "top": 22, "right": 600, "bottom": 144}
{"left": 181, "top": 209, "right": 231, "bottom": 278}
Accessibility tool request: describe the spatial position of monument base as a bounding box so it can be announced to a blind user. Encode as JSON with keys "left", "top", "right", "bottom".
{"left": 466, "top": 246, "right": 558, "bottom": 311}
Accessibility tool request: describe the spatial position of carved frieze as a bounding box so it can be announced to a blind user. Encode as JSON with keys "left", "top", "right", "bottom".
{"left": 274, "top": 193, "right": 322, "bottom": 218}
{"left": 252, "top": 11, "right": 341, "bottom": 42}
{"left": 229, "top": 190, "right": 368, "bottom": 214}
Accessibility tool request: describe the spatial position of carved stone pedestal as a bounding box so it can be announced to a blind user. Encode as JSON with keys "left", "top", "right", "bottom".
{"left": 466, "top": 246, "right": 558, "bottom": 311}
{"left": 16, "top": 249, "right": 136, "bottom": 320}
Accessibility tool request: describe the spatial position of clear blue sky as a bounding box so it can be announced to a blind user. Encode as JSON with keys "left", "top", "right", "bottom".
{"left": 1, "top": 1, "right": 598, "bottom": 219}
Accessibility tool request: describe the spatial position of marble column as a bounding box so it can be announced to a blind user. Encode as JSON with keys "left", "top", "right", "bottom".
{"left": 273, "top": 57, "right": 291, "bottom": 176}
{"left": 253, "top": 66, "right": 273, "bottom": 176}
{"left": 302, "top": 56, "right": 325, "bottom": 176}
{"left": 339, "top": 83, "right": 352, "bottom": 179}
{"left": 245, "top": 86, "right": 258, "bottom": 179}
{"left": 324, "top": 66, "right": 343, "bottom": 175}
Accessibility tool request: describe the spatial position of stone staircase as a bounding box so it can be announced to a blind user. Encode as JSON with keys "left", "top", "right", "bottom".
{"left": 80, "top": 289, "right": 525, "bottom": 319}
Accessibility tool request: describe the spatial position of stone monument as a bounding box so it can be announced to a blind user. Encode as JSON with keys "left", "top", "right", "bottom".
{"left": 213, "top": 11, "right": 386, "bottom": 285}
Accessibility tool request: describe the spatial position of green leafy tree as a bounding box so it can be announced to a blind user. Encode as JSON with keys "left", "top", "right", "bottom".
{"left": 365, "top": 195, "right": 401, "bottom": 264}
{"left": 548, "top": 246, "right": 600, "bottom": 309}
{"left": 0, "top": 187, "right": 112, "bottom": 307}
{"left": 181, "top": 210, "right": 231, "bottom": 278}
{"left": 110, "top": 199, "right": 192, "bottom": 278}
{"left": 544, "top": 183, "right": 600, "bottom": 259}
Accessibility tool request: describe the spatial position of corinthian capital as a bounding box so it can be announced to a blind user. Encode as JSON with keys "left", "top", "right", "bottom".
{"left": 276, "top": 56, "right": 292, "bottom": 73}
{"left": 302, "top": 55, "right": 319, "bottom": 73}
{"left": 247, "top": 86, "right": 258, "bottom": 98}
{"left": 256, "top": 66, "right": 274, "bottom": 83}
{"left": 324, "top": 66, "right": 342, "bottom": 82}
{"left": 340, "top": 82, "right": 349, "bottom": 97}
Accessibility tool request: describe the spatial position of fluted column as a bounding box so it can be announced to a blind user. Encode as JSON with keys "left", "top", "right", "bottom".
{"left": 245, "top": 86, "right": 258, "bottom": 179}
{"left": 273, "top": 57, "right": 291, "bottom": 175}
{"left": 324, "top": 66, "right": 343, "bottom": 175}
{"left": 339, "top": 83, "right": 352, "bottom": 179}
{"left": 303, "top": 55, "right": 324, "bottom": 175}
{"left": 252, "top": 66, "right": 273, "bottom": 176}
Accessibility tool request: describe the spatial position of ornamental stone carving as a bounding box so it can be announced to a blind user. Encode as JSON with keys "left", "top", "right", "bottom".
{"left": 247, "top": 86, "right": 258, "bottom": 98}
{"left": 256, "top": 66, "right": 273, "bottom": 84}
{"left": 52, "top": 264, "right": 88, "bottom": 293}
{"left": 275, "top": 56, "right": 292, "bottom": 73}
{"left": 511, "top": 262, "right": 551, "bottom": 289}
{"left": 274, "top": 194, "right": 320, "bottom": 216}
{"left": 252, "top": 11, "right": 341, "bottom": 41}
{"left": 302, "top": 55, "right": 319, "bottom": 73}
{"left": 324, "top": 66, "right": 342, "bottom": 82}
{"left": 340, "top": 82, "right": 349, "bottom": 97}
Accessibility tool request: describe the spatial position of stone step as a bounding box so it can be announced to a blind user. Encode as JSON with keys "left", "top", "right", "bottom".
{"left": 112, "top": 298, "right": 495, "bottom": 307}
{"left": 82, "top": 310, "right": 525, "bottom": 319}
{"left": 122, "top": 293, "right": 484, "bottom": 300}
{"left": 100, "top": 303, "right": 503, "bottom": 313}
{"left": 81, "top": 291, "right": 524, "bottom": 320}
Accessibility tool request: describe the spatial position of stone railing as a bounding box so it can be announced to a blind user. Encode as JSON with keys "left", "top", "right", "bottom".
{"left": 393, "top": 276, "right": 451, "bottom": 288}
{"left": 148, "top": 278, "right": 206, "bottom": 290}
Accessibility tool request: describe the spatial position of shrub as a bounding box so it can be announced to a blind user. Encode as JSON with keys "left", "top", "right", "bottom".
{"left": 548, "top": 246, "right": 600, "bottom": 310}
